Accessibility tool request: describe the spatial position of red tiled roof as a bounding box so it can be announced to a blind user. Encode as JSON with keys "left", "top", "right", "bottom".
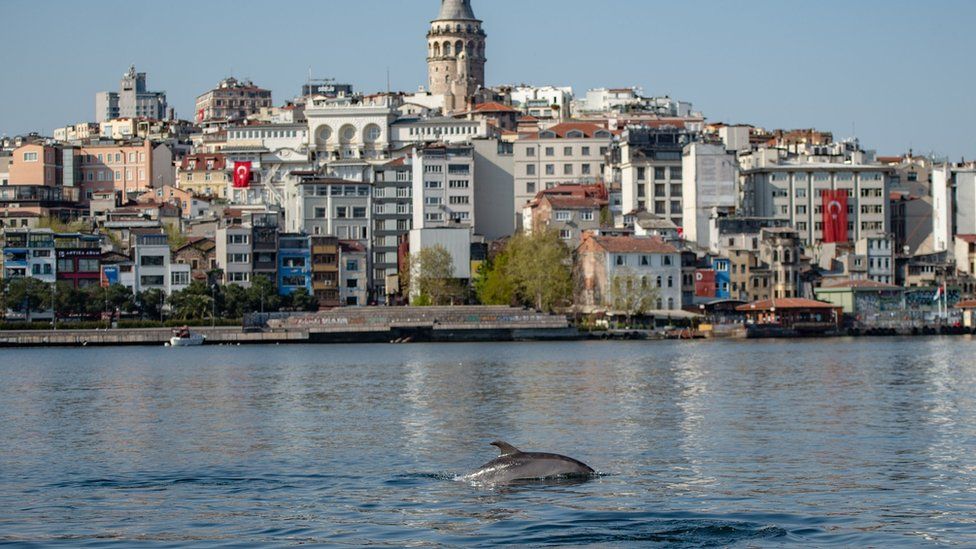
{"left": 877, "top": 156, "right": 905, "bottom": 164}
{"left": 526, "top": 122, "right": 614, "bottom": 140}
{"left": 544, "top": 195, "right": 606, "bottom": 209}
{"left": 956, "top": 234, "right": 976, "bottom": 244}
{"left": 736, "top": 298, "right": 837, "bottom": 312}
{"left": 180, "top": 153, "right": 227, "bottom": 171}
{"left": 472, "top": 102, "right": 518, "bottom": 113}
{"left": 588, "top": 235, "right": 677, "bottom": 254}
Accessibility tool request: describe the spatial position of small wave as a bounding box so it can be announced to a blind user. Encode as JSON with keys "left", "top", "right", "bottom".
{"left": 48, "top": 474, "right": 286, "bottom": 491}
{"left": 498, "top": 518, "right": 788, "bottom": 547}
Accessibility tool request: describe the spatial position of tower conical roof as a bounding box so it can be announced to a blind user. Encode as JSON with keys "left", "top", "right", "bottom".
{"left": 436, "top": 0, "right": 478, "bottom": 21}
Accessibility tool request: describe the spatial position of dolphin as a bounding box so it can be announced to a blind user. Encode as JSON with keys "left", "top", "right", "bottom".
{"left": 461, "top": 441, "right": 595, "bottom": 484}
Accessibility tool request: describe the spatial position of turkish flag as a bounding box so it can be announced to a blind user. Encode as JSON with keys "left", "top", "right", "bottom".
{"left": 233, "top": 161, "right": 252, "bottom": 188}
{"left": 821, "top": 189, "right": 848, "bottom": 243}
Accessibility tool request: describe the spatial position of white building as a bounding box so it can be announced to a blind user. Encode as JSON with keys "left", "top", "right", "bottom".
{"left": 408, "top": 226, "right": 473, "bottom": 301}
{"left": 681, "top": 142, "right": 739, "bottom": 248}
{"left": 575, "top": 234, "right": 682, "bottom": 312}
{"left": 412, "top": 144, "right": 475, "bottom": 230}
{"left": 95, "top": 65, "right": 167, "bottom": 122}
{"left": 510, "top": 85, "right": 574, "bottom": 120}
{"left": 932, "top": 165, "right": 976, "bottom": 253}
{"left": 306, "top": 94, "right": 399, "bottom": 165}
{"left": 390, "top": 116, "right": 487, "bottom": 148}
{"left": 854, "top": 236, "right": 894, "bottom": 284}
{"left": 132, "top": 233, "right": 190, "bottom": 295}
{"left": 215, "top": 224, "right": 252, "bottom": 287}
{"left": 339, "top": 240, "right": 368, "bottom": 306}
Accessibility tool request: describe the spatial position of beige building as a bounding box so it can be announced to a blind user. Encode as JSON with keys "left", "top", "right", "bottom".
{"left": 195, "top": 77, "right": 272, "bottom": 124}
{"left": 76, "top": 141, "right": 157, "bottom": 200}
{"left": 176, "top": 153, "right": 230, "bottom": 199}
{"left": 427, "top": 0, "right": 486, "bottom": 113}
{"left": 514, "top": 122, "right": 613, "bottom": 226}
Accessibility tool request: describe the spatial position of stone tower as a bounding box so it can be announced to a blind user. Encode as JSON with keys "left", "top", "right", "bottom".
{"left": 427, "top": 0, "right": 486, "bottom": 113}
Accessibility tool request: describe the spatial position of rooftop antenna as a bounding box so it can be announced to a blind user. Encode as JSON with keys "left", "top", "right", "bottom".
{"left": 386, "top": 67, "right": 391, "bottom": 94}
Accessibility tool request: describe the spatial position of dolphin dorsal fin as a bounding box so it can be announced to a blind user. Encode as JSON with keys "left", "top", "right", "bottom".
{"left": 491, "top": 441, "right": 521, "bottom": 456}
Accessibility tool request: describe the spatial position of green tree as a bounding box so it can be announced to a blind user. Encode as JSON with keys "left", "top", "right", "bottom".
{"left": 168, "top": 281, "right": 214, "bottom": 320}
{"left": 165, "top": 222, "right": 188, "bottom": 252}
{"left": 506, "top": 229, "right": 573, "bottom": 312}
{"left": 138, "top": 288, "right": 167, "bottom": 321}
{"left": 401, "top": 245, "right": 462, "bottom": 306}
{"left": 247, "top": 274, "right": 280, "bottom": 313}
{"left": 5, "top": 278, "right": 53, "bottom": 322}
{"left": 221, "top": 283, "right": 249, "bottom": 318}
{"left": 609, "top": 268, "right": 659, "bottom": 327}
{"left": 53, "top": 282, "right": 91, "bottom": 319}
{"left": 285, "top": 287, "right": 319, "bottom": 312}
{"left": 474, "top": 251, "right": 516, "bottom": 305}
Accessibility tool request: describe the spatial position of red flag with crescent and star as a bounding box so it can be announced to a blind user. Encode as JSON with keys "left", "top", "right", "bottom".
{"left": 233, "top": 161, "right": 252, "bottom": 188}
{"left": 821, "top": 189, "right": 848, "bottom": 243}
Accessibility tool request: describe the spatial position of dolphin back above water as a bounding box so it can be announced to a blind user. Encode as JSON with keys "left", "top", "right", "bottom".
{"left": 462, "top": 441, "right": 595, "bottom": 484}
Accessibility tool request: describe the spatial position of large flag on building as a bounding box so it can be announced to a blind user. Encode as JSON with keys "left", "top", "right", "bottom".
{"left": 821, "top": 189, "right": 848, "bottom": 243}
{"left": 233, "top": 161, "right": 252, "bottom": 188}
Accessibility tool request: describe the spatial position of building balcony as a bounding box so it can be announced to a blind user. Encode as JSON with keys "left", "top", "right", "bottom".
{"left": 312, "top": 245, "right": 338, "bottom": 255}
{"left": 312, "top": 264, "right": 338, "bottom": 273}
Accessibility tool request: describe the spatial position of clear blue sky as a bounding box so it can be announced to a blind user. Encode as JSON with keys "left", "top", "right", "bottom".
{"left": 1, "top": 0, "right": 973, "bottom": 159}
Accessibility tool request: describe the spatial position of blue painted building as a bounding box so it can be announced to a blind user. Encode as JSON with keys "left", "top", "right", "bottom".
{"left": 277, "top": 233, "right": 312, "bottom": 296}
{"left": 712, "top": 257, "right": 731, "bottom": 299}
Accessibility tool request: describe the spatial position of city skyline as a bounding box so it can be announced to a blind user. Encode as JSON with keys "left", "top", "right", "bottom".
{"left": 0, "top": 0, "right": 974, "bottom": 159}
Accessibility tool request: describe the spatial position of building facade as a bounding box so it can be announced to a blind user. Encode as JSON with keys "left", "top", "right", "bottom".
{"left": 195, "top": 77, "right": 272, "bottom": 124}
{"left": 95, "top": 65, "right": 167, "bottom": 122}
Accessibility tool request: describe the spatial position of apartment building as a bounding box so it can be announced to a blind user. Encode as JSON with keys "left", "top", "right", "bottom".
{"left": 412, "top": 144, "right": 475, "bottom": 230}
{"left": 513, "top": 122, "right": 612, "bottom": 226}
{"left": 618, "top": 126, "right": 700, "bottom": 230}
{"left": 741, "top": 163, "right": 892, "bottom": 246}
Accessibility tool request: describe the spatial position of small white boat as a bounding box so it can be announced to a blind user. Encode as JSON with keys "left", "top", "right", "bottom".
{"left": 169, "top": 327, "right": 206, "bottom": 347}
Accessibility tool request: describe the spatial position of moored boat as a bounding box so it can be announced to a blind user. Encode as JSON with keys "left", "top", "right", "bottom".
{"left": 169, "top": 326, "right": 205, "bottom": 347}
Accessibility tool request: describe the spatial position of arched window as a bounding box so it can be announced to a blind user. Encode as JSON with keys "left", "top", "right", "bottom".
{"left": 667, "top": 276, "right": 673, "bottom": 288}
{"left": 656, "top": 275, "right": 662, "bottom": 288}
{"left": 433, "top": 42, "right": 441, "bottom": 57}
{"left": 773, "top": 250, "right": 779, "bottom": 262}
{"left": 364, "top": 124, "right": 382, "bottom": 143}
{"left": 656, "top": 298, "right": 663, "bottom": 310}
{"left": 466, "top": 41, "right": 474, "bottom": 55}
{"left": 641, "top": 276, "right": 648, "bottom": 288}
{"left": 667, "top": 297, "right": 674, "bottom": 310}
{"left": 784, "top": 249, "right": 792, "bottom": 263}
{"left": 443, "top": 42, "right": 451, "bottom": 56}
{"left": 455, "top": 40, "right": 464, "bottom": 56}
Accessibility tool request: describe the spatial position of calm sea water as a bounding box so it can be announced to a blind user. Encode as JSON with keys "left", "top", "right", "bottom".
{"left": 1, "top": 338, "right": 975, "bottom": 547}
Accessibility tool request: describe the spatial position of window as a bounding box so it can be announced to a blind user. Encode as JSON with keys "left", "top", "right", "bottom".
{"left": 229, "top": 253, "right": 250, "bottom": 264}
{"left": 448, "top": 180, "right": 469, "bottom": 188}
{"left": 545, "top": 164, "right": 555, "bottom": 175}
{"left": 555, "top": 210, "right": 571, "bottom": 221}
{"left": 314, "top": 207, "right": 327, "bottom": 219}
{"left": 526, "top": 182, "right": 536, "bottom": 194}
{"left": 57, "top": 259, "right": 75, "bottom": 273}
{"left": 526, "top": 165, "right": 536, "bottom": 176}
{"left": 23, "top": 152, "right": 38, "bottom": 162}
{"left": 582, "top": 146, "right": 591, "bottom": 156}
{"left": 637, "top": 167, "right": 646, "bottom": 181}
{"left": 663, "top": 255, "right": 673, "bottom": 266}
{"left": 140, "top": 275, "right": 165, "bottom": 286}
{"left": 449, "top": 195, "right": 469, "bottom": 205}
{"left": 425, "top": 180, "right": 443, "bottom": 189}
{"left": 228, "top": 234, "right": 249, "bottom": 245}
{"left": 425, "top": 196, "right": 442, "bottom": 205}
{"left": 559, "top": 229, "right": 572, "bottom": 240}
{"left": 670, "top": 167, "right": 682, "bottom": 180}
{"left": 581, "top": 211, "right": 594, "bottom": 221}
{"left": 582, "top": 164, "right": 591, "bottom": 175}
{"left": 78, "top": 259, "right": 99, "bottom": 273}
{"left": 171, "top": 271, "right": 190, "bottom": 286}
{"left": 345, "top": 260, "right": 359, "bottom": 272}
{"left": 353, "top": 207, "right": 367, "bottom": 218}
{"left": 563, "top": 164, "right": 573, "bottom": 175}
{"left": 526, "top": 147, "right": 536, "bottom": 157}
{"left": 545, "top": 147, "right": 555, "bottom": 156}
{"left": 564, "top": 146, "right": 573, "bottom": 156}
{"left": 655, "top": 167, "right": 666, "bottom": 180}
{"left": 140, "top": 255, "right": 165, "bottom": 267}
{"left": 336, "top": 206, "right": 348, "bottom": 218}
{"left": 346, "top": 278, "right": 358, "bottom": 288}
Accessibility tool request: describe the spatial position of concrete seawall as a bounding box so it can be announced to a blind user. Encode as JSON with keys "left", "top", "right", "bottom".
{"left": 0, "top": 307, "right": 580, "bottom": 348}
